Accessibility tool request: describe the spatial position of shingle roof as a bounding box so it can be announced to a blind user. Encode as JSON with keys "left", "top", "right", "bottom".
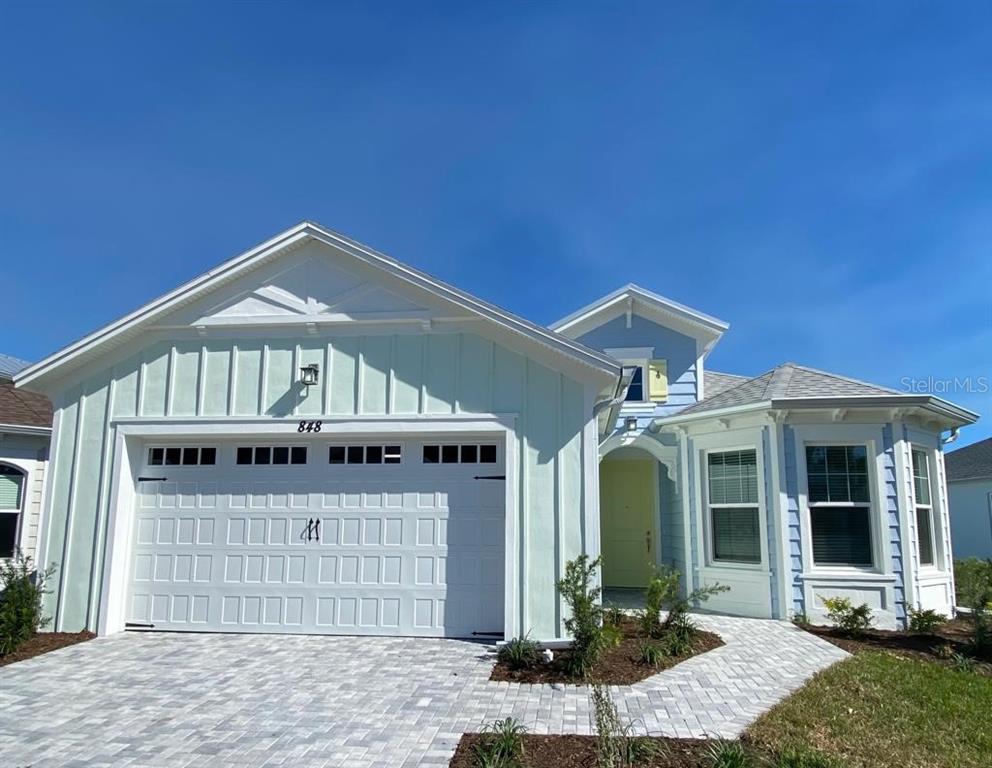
{"left": 0, "top": 353, "right": 31, "bottom": 379}
{"left": 0, "top": 377, "right": 53, "bottom": 429}
{"left": 678, "top": 362, "right": 903, "bottom": 416}
{"left": 705, "top": 371, "right": 751, "bottom": 398}
{"left": 945, "top": 438, "right": 992, "bottom": 482}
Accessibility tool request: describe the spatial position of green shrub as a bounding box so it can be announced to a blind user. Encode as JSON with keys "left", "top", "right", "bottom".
{"left": 773, "top": 746, "right": 840, "bottom": 768}
{"left": 822, "top": 597, "right": 873, "bottom": 637}
{"left": 954, "top": 558, "right": 992, "bottom": 610}
{"left": 604, "top": 605, "right": 625, "bottom": 627}
{"left": 706, "top": 740, "right": 752, "bottom": 768}
{"left": 497, "top": 635, "right": 541, "bottom": 670}
{"left": 472, "top": 718, "right": 526, "bottom": 768}
{"left": 0, "top": 552, "right": 54, "bottom": 656}
{"left": 640, "top": 564, "right": 727, "bottom": 639}
{"left": 791, "top": 612, "right": 810, "bottom": 627}
{"left": 557, "top": 555, "right": 605, "bottom": 677}
{"left": 906, "top": 606, "right": 945, "bottom": 634}
{"left": 639, "top": 641, "right": 664, "bottom": 667}
{"left": 601, "top": 623, "right": 623, "bottom": 649}
{"left": 591, "top": 684, "right": 659, "bottom": 767}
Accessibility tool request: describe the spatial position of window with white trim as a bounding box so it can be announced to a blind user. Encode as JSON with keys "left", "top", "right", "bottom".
{"left": 706, "top": 449, "right": 761, "bottom": 564}
{"left": 912, "top": 448, "right": 935, "bottom": 567}
{"left": 625, "top": 366, "right": 645, "bottom": 401}
{"left": 0, "top": 465, "right": 25, "bottom": 559}
{"left": 806, "top": 445, "right": 873, "bottom": 567}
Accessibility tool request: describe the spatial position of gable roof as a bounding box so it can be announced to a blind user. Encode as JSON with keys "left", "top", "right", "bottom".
{"left": 666, "top": 362, "right": 978, "bottom": 426}
{"left": 705, "top": 370, "right": 750, "bottom": 398}
{"left": 550, "top": 284, "right": 729, "bottom": 355}
{"left": 15, "top": 221, "right": 621, "bottom": 391}
{"left": 0, "top": 353, "right": 31, "bottom": 379}
{"left": 0, "top": 377, "right": 52, "bottom": 430}
{"left": 945, "top": 437, "right": 992, "bottom": 482}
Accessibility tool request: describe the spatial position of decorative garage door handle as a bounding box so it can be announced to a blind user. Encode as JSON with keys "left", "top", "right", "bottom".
{"left": 302, "top": 518, "right": 321, "bottom": 542}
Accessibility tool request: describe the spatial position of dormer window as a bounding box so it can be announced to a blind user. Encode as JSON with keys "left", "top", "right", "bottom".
{"left": 625, "top": 366, "right": 644, "bottom": 401}
{"left": 606, "top": 347, "right": 667, "bottom": 404}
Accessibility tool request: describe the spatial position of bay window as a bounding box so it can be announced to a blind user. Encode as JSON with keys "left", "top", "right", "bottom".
{"left": 806, "top": 445, "right": 873, "bottom": 568}
{"left": 912, "top": 448, "right": 935, "bottom": 567}
{"left": 707, "top": 449, "right": 761, "bottom": 564}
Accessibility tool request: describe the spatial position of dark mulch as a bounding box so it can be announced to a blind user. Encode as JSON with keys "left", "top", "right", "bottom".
{"left": 490, "top": 618, "right": 723, "bottom": 685}
{"left": 0, "top": 631, "right": 95, "bottom": 667}
{"left": 803, "top": 619, "right": 992, "bottom": 674}
{"left": 450, "top": 734, "right": 724, "bottom": 768}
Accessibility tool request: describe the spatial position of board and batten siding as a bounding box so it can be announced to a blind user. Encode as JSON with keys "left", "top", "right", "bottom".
{"left": 42, "top": 330, "right": 593, "bottom": 639}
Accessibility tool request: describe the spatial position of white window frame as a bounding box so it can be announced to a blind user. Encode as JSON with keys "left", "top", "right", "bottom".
{"left": 704, "top": 447, "right": 763, "bottom": 567}
{"left": 604, "top": 347, "right": 654, "bottom": 404}
{"left": 0, "top": 463, "right": 26, "bottom": 560}
{"left": 795, "top": 427, "right": 888, "bottom": 577}
{"left": 692, "top": 429, "right": 769, "bottom": 573}
{"left": 910, "top": 444, "right": 941, "bottom": 571}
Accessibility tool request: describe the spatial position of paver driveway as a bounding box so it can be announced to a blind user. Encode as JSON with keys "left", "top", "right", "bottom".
{"left": 0, "top": 615, "right": 846, "bottom": 768}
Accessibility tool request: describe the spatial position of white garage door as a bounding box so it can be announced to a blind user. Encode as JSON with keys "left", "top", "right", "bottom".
{"left": 125, "top": 438, "right": 505, "bottom": 638}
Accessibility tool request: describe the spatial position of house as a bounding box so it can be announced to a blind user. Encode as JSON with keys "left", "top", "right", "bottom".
{"left": 945, "top": 437, "right": 992, "bottom": 559}
{"left": 0, "top": 353, "right": 52, "bottom": 562}
{"left": 14, "top": 222, "right": 978, "bottom": 640}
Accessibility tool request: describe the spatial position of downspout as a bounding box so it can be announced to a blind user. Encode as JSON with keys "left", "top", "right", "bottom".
{"left": 593, "top": 366, "right": 638, "bottom": 442}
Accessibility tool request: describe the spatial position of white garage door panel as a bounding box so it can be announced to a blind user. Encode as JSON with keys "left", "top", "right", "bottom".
{"left": 126, "top": 442, "right": 505, "bottom": 637}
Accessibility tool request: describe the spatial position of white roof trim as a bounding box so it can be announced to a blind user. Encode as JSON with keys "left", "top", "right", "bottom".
{"left": 550, "top": 284, "right": 729, "bottom": 352}
{"left": 16, "top": 221, "right": 620, "bottom": 389}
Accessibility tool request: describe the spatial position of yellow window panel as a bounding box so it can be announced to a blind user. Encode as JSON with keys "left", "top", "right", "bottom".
{"left": 648, "top": 359, "right": 668, "bottom": 402}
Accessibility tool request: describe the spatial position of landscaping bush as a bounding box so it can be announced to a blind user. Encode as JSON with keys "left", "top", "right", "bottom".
{"left": 604, "top": 605, "right": 625, "bottom": 627}
{"left": 706, "top": 740, "right": 752, "bottom": 768}
{"left": 591, "top": 684, "right": 659, "bottom": 767}
{"left": 822, "top": 597, "right": 873, "bottom": 637}
{"left": 954, "top": 558, "right": 992, "bottom": 660}
{"left": 639, "top": 641, "right": 664, "bottom": 668}
{"left": 497, "top": 635, "right": 541, "bottom": 671}
{"left": 0, "top": 552, "right": 54, "bottom": 656}
{"left": 906, "top": 606, "right": 945, "bottom": 634}
{"left": 639, "top": 565, "right": 728, "bottom": 641}
{"left": 472, "top": 718, "right": 526, "bottom": 768}
{"left": 556, "top": 554, "right": 605, "bottom": 677}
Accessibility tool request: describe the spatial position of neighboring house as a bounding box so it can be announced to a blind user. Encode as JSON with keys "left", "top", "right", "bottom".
{"left": 14, "top": 222, "right": 977, "bottom": 640}
{"left": 945, "top": 437, "right": 992, "bottom": 559}
{"left": 0, "top": 353, "right": 52, "bottom": 562}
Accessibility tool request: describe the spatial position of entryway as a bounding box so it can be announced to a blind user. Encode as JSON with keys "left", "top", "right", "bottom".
{"left": 599, "top": 449, "right": 660, "bottom": 588}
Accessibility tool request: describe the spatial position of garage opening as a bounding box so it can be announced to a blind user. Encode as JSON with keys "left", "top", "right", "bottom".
{"left": 125, "top": 437, "right": 505, "bottom": 638}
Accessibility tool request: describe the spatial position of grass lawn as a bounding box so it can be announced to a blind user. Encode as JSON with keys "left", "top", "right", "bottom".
{"left": 746, "top": 650, "right": 992, "bottom": 768}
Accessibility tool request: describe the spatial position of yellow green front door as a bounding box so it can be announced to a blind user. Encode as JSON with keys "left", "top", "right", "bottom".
{"left": 600, "top": 459, "right": 656, "bottom": 587}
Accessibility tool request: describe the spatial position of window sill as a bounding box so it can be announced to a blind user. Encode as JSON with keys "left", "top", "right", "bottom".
{"left": 801, "top": 570, "right": 896, "bottom": 583}
{"left": 701, "top": 562, "right": 768, "bottom": 574}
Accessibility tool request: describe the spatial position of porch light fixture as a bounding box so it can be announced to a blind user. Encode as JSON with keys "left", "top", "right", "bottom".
{"left": 300, "top": 363, "right": 320, "bottom": 388}
{"left": 625, "top": 416, "right": 638, "bottom": 432}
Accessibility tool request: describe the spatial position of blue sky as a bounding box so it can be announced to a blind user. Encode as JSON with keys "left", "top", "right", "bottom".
{"left": 1, "top": 2, "right": 989, "bottom": 445}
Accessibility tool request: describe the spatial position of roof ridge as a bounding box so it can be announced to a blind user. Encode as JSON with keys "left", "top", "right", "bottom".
{"left": 787, "top": 362, "right": 903, "bottom": 395}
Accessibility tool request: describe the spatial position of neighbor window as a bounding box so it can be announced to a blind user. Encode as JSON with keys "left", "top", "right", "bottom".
{"left": 806, "top": 445, "right": 873, "bottom": 567}
{"left": 707, "top": 449, "right": 761, "bottom": 564}
{"left": 0, "top": 465, "right": 25, "bottom": 559}
{"left": 912, "top": 448, "right": 935, "bottom": 567}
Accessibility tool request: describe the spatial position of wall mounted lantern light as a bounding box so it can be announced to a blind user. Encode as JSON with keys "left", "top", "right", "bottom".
{"left": 300, "top": 363, "right": 320, "bottom": 388}
{"left": 624, "top": 415, "right": 638, "bottom": 432}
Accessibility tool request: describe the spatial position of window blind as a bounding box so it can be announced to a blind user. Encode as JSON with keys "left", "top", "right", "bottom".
{"left": 810, "top": 507, "right": 872, "bottom": 567}
{"left": 708, "top": 450, "right": 758, "bottom": 505}
{"left": 712, "top": 507, "right": 761, "bottom": 563}
{"left": 0, "top": 472, "right": 23, "bottom": 510}
{"left": 916, "top": 507, "right": 935, "bottom": 566}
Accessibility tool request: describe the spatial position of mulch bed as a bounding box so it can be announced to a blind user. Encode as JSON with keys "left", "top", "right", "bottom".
{"left": 450, "top": 734, "right": 723, "bottom": 768}
{"left": 804, "top": 619, "right": 992, "bottom": 674}
{"left": 490, "top": 618, "right": 723, "bottom": 685}
{"left": 0, "top": 631, "right": 95, "bottom": 667}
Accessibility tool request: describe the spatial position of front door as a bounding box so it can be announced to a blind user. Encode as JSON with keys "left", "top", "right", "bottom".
{"left": 600, "top": 459, "right": 656, "bottom": 587}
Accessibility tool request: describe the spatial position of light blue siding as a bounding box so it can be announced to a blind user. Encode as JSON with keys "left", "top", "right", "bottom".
{"left": 783, "top": 425, "right": 804, "bottom": 616}
{"left": 882, "top": 423, "right": 906, "bottom": 622}
{"left": 574, "top": 315, "right": 698, "bottom": 417}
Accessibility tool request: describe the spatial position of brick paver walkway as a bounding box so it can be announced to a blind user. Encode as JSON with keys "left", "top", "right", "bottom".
{"left": 0, "top": 615, "right": 846, "bottom": 767}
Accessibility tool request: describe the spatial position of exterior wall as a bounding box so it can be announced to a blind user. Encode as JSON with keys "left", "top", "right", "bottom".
{"left": 39, "top": 329, "right": 596, "bottom": 640}
{"left": 574, "top": 315, "right": 699, "bottom": 423}
{"left": 0, "top": 432, "right": 49, "bottom": 562}
{"left": 947, "top": 479, "right": 992, "bottom": 559}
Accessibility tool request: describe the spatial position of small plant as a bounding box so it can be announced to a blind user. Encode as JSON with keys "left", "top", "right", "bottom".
{"left": 0, "top": 552, "right": 54, "bottom": 656}
{"left": 557, "top": 555, "right": 605, "bottom": 677}
{"left": 951, "top": 652, "right": 976, "bottom": 672}
{"left": 706, "top": 740, "right": 753, "bottom": 768}
{"left": 935, "top": 642, "right": 955, "bottom": 659}
{"left": 601, "top": 622, "right": 623, "bottom": 649}
{"left": 663, "top": 631, "right": 694, "bottom": 658}
{"left": 497, "top": 635, "right": 542, "bottom": 670}
{"left": 955, "top": 558, "right": 992, "bottom": 660}
{"left": 822, "top": 597, "right": 873, "bottom": 637}
{"left": 640, "top": 564, "right": 682, "bottom": 638}
{"left": 639, "top": 641, "right": 664, "bottom": 668}
{"left": 604, "top": 605, "right": 625, "bottom": 627}
{"left": 906, "top": 606, "right": 945, "bottom": 634}
{"left": 591, "top": 684, "right": 657, "bottom": 767}
{"left": 774, "top": 746, "right": 839, "bottom": 768}
{"left": 791, "top": 612, "right": 810, "bottom": 627}
{"left": 472, "top": 718, "right": 526, "bottom": 768}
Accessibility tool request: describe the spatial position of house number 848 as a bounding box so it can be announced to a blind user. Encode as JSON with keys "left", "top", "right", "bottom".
{"left": 297, "top": 420, "right": 322, "bottom": 433}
